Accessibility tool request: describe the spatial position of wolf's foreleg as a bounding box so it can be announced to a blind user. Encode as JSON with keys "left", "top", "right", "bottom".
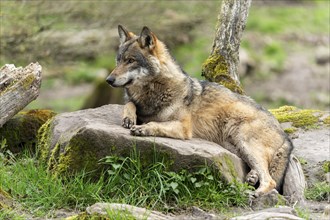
{"left": 122, "top": 102, "right": 137, "bottom": 129}
{"left": 130, "top": 116, "right": 192, "bottom": 140}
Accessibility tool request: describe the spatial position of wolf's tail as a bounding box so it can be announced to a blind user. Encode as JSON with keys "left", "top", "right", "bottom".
{"left": 269, "top": 137, "right": 294, "bottom": 193}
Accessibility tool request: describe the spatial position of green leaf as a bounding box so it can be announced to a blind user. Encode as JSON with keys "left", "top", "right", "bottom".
{"left": 195, "top": 182, "right": 203, "bottom": 188}
{"left": 190, "top": 177, "right": 197, "bottom": 183}
{"left": 170, "top": 182, "right": 178, "bottom": 190}
{"left": 207, "top": 175, "right": 214, "bottom": 180}
{"left": 123, "top": 173, "right": 130, "bottom": 180}
{"left": 197, "top": 167, "right": 207, "bottom": 174}
{"left": 112, "top": 163, "right": 121, "bottom": 170}
{"left": 107, "top": 170, "right": 116, "bottom": 175}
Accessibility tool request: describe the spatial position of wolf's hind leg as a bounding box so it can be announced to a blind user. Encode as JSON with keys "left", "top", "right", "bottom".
{"left": 122, "top": 102, "right": 137, "bottom": 129}
{"left": 237, "top": 140, "right": 276, "bottom": 197}
{"left": 130, "top": 116, "right": 192, "bottom": 139}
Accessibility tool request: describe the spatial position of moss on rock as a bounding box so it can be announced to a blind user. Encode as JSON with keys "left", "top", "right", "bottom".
{"left": 0, "top": 109, "right": 56, "bottom": 153}
{"left": 36, "top": 119, "right": 99, "bottom": 176}
{"left": 223, "top": 154, "right": 238, "bottom": 180}
{"left": 37, "top": 117, "right": 55, "bottom": 163}
{"left": 323, "top": 161, "right": 330, "bottom": 173}
{"left": 202, "top": 52, "right": 244, "bottom": 94}
{"left": 270, "top": 106, "right": 320, "bottom": 128}
{"left": 323, "top": 116, "right": 330, "bottom": 125}
{"left": 53, "top": 137, "right": 99, "bottom": 176}
{"left": 22, "top": 74, "right": 36, "bottom": 90}
{"left": 283, "top": 127, "right": 297, "bottom": 134}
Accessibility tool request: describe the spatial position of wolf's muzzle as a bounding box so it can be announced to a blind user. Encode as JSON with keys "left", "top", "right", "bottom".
{"left": 106, "top": 76, "right": 115, "bottom": 86}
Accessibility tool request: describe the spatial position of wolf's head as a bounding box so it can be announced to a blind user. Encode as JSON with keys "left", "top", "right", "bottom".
{"left": 106, "top": 25, "right": 168, "bottom": 87}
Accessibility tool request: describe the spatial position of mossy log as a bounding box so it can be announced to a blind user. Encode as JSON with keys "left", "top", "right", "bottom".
{"left": 283, "top": 155, "right": 306, "bottom": 204}
{"left": 202, "top": 0, "right": 251, "bottom": 94}
{"left": 0, "top": 63, "right": 42, "bottom": 127}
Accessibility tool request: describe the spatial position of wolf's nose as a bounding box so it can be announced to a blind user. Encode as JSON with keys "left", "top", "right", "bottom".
{"left": 106, "top": 76, "right": 115, "bottom": 85}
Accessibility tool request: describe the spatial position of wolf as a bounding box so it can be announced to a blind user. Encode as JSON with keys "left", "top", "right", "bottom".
{"left": 106, "top": 25, "right": 293, "bottom": 197}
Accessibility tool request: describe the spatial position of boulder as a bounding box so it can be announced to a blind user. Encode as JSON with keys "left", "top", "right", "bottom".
{"left": 38, "top": 104, "right": 249, "bottom": 183}
{"left": 38, "top": 104, "right": 317, "bottom": 205}
{"left": 0, "top": 109, "right": 56, "bottom": 153}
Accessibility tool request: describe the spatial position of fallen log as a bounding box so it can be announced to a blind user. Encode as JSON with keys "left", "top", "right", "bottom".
{"left": 283, "top": 155, "right": 306, "bottom": 204}
{"left": 0, "top": 63, "right": 42, "bottom": 127}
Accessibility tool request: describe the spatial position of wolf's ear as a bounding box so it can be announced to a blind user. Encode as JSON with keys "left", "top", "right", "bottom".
{"left": 139, "top": 26, "right": 156, "bottom": 50}
{"left": 118, "top": 25, "right": 131, "bottom": 45}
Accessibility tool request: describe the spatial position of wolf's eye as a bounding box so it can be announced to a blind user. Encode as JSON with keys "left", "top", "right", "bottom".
{"left": 127, "top": 58, "right": 135, "bottom": 64}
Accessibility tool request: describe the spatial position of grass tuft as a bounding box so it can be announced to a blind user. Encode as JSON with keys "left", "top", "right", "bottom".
{"left": 305, "top": 182, "right": 330, "bottom": 202}
{"left": 99, "top": 148, "right": 251, "bottom": 212}
{"left": 0, "top": 142, "right": 251, "bottom": 218}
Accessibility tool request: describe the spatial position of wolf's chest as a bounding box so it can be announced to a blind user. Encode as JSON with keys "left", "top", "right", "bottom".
{"left": 131, "top": 91, "right": 174, "bottom": 117}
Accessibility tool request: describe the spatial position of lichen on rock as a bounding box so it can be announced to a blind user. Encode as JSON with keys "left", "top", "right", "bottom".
{"left": 270, "top": 106, "right": 321, "bottom": 129}
{"left": 323, "top": 116, "right": 330, "bottom": 125}
{"left": 37, "top": 117, "right": 55, "bottom": 162}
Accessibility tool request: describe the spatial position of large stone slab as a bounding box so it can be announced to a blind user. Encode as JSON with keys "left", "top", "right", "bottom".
{"left": 38, "top": 104, "right": 249, "bottom": 183}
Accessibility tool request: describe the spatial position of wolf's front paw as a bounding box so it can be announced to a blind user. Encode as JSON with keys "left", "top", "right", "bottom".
{"left": 122, "top": 116, "right": 136, "bottom": 129}
{"left": 246, "top": 170, "right": 259, "bottom": 186}
{"left": 130, "top": 125, "right": 151, "bottom": 136}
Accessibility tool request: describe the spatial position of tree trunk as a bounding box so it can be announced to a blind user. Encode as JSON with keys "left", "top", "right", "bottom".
{"left": 0, "top": 63, "right": 42, "bottom": 127}
{"left": 202, "top": 0, "right": 252, "bottom": 94}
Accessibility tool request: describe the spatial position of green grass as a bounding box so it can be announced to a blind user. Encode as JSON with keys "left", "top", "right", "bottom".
{"left": 247, "top": 3, "right": 330, "bottom": 34}
{"left": 64, "top": 64, "right": 101, "bottom": 85}
{"left": 305, "top": 182, "right": 330, "bottom": 202}
{"left": 263, "top": 41, "right": 287, "bottom": 72}
{"left": 63, "top": 55, "right": 116, "bottom": 85}
{"left": 173, "top": 37, "right": 211, "bottom": 79}
{"left": 104, "top": 209, "right": 137, "bottom": 220}
{"left": 295, "top": 207, "right": 311, "bottom": 220}
{"left": 26, "top": 94, "right": 87, "bottom": 113}
{"left": 0, "top": 155, "right": 104, "bottom": 217}
{"left": 0, "top": 140, "right": 251, "bottom": 218}
{"left": 0, "top": 209, "right": 25, "bottom": 220}
{"left": 100, "top": 149, "right": 250, "bottom": 211}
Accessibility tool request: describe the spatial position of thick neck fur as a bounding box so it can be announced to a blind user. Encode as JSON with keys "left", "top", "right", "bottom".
{"left": 125, "top": 42, "right": 190, "bottom": 120}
